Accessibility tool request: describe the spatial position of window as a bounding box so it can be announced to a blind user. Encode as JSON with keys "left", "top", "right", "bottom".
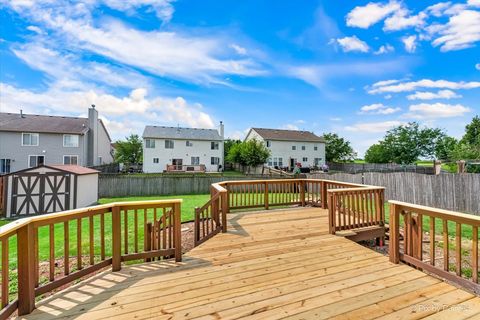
{"left": 29, "top": 155, "right": 45, "bottom": 168}
{"left": 211, "top": 157, "right": 220, "bottom": 165}
{"left": 314, "top": 158, "right": 322, "bottom": 166}
{"left": 165, "top": 140, "right": 174, "bottom": 149}
{"left": 145, "top": 139, "right": 155, "bottom": 148}
{"left": 211, "top": 141, "right": 219, "bottom": 150}
{"left": 22, "top": 133, "right": 39, "bottom": 146}
{"left": 273, "top": 157, "right": 278, "bottom": 166}
{"left": 278, "top": 157, "right": 283, "bottom": 167}
{"left": 268, "top": 158, "right": 273, "bottom": 166}
{"left": 266, "top": 141, "right": 271, "bottom": 147}
{"left": 314, "top": 146, "right": 318, "bottom": 151}
{"left": 0, "top": 159, "right": 11, "bottom": 174}
{"left": 302, "top": 157, "right": 308, "bottom": 162}
{"left": 186, "top": 140, "right": 193, "bottom": 147}
{"left": 153, "top": 158, "right": 159, "bottom": 163}
{"left": 63, "top": 134, "right": 79, "bottom": 147}
{"left": 301, "top": 146, "right": 306, "bottom": 151}
{"left": 191, "top": 157, "right": 200, "bottom": 165}
{"left": 292, "top": 146, "right": 296, "bottom": 150}
{"left": 63, "top": 155, "right": 78, "bottom": 165}
{"left": 98, "top": 156, "right": 102, "bottom": 165}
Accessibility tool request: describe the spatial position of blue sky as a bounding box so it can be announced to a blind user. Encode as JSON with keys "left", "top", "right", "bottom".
{"left": 1, "top": 0, "right": 479, "bottom": 155}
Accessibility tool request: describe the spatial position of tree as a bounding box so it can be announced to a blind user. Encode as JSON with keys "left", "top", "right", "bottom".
{"left": 114, "top": 134, "right": 143, "bottom": 164}
{"left": 379, "top": 122, "right": 445, "bottom": 164}
{"left": 224, "top": 139, "right": 241, "bottom": 162}
{"left": 225, "top": 139, "right": 270, "bottom": 170}
{"left": 225, "top": 142, "right": 246, "bottom": 166}
{"left": 435, "top": 136, "right": 457, "bottom": 161}
{"left": 364, "top": 143, "right": 390, "bottom": 163}
{"left": 461, "top": 115, "right": 480, "bottom": 146}
{"left": 450, "top": 142, "right": 480, "bottom": 161}
{"left": 323, "top": 133, "right": 356, "bottom": 162}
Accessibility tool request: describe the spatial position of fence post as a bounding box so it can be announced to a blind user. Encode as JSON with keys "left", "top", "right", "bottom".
{"left": 321, "top": 180, "right": 327, "bottom": 209}
{"left": 112, "top": 205, "right": 121, "bottom": 271}
{"left": 328, "top": 192, "right": 336, "bottom": 234}
{"left": 221, "top": 192, "right": 227, "bottom": 233}
{"left": 300, "top": 180, "right": 306, "bottom": 207}
{"left": 17, "top": 223, "right": 35, "bottom": 315}
{"left": 389, "top": 203, "right": 400, "bottom": 264}
{"left": 174, "top": 202, "right": 182, "bottom": 262}
{"left": 264, "top": 181, "right": 269, "bottom": 210}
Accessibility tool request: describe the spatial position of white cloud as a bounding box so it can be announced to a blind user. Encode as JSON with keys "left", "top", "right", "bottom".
{"left": 101, "top": 0, "right": 175, "bottom": 22}
{"left": 281, "top": 124, "right": 300, "bottom": 130}
{"left": 405, "top": 102, "right": 472, "bottom": 119}
{"left": 402, "top": 35, "right": 418, "bottom": 53}
{"left": 346, "top": 1, "right": 401, "bottom": 28}
{"left": 345, "top": 121, "right": 403, "bottom": 133}
{"left": 230, "top": 44, "right": 247, "bottom": 55}
{"left": 431, "top": 9, "right": 480, "bottom": 51}
{"left": 384, "top": 10, "right": 427, "bottom": 31}
{"left": 374, "top": 44, "right": 395, "bottom": 55}
{"left": 335, "top": 36, "right": 370, "bottom": 52}
{"left": 369, "top": 79, "right": 480, "bottom": 94}
{"left": 359, "top": 103, "right": 401, "bottom": 115}
{"left": 468, "top": 0, "right": 480, "bottom": 7}
{"left": 476, "top": 63, "right": 480, "bottom": 70}
{"left": 426, "top": 2, "right": 454, "bottom": 17}
{"left": 406, "top": 89, "right": 462, "bottom": 100}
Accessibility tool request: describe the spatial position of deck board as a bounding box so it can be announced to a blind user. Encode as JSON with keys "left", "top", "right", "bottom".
{"left": 20, "top": 207, "right": 480, "bottom": 319}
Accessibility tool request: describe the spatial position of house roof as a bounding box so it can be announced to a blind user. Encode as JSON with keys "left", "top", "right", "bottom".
{"left": 143, "top": 126, "right": 222, "bottom": 141}
{"left": 0, "top": 112, "right": 89, "bottom": 134}
{"left": 250, "top": 128, "right": 325, "bottom": 143}
{"left": 46, "top": 165, "right": 100, "bottom": 175}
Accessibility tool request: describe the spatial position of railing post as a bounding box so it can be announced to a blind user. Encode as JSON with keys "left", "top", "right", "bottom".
{"left": 328, "top": 192, "right": 336, "bottom": 234}
{"left": 112, "top": 205, "right": 121, "bottom": 271}
{"left": 221, "top": 192, "right": 227, "bottom": 233}
{"left": 194, "top": 207, "right": 200, "bottom": 245}
{"left": 174, "top": 202, "right": 182, "bottom": 262}
{"left": 389, "top": 203, "right": 400, "bottom": 264}
{"left": 17, "top": 223, "right": 35, "bottom": 315}
{"left": 145, "top": 223, "right": 152, "bottom": 262}
{"left": 264, "top": 181, "right": 269, "bottom": 210}
{"left": 321, "top": 180, "right": 328, "bottom": 209}
{"left": 300, "top": 180, "right": 306, "bottom": 207}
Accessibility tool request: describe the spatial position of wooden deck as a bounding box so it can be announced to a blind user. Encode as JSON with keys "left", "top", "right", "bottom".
{"left": 20, "top": 207, "right": 480, "bottom": 319}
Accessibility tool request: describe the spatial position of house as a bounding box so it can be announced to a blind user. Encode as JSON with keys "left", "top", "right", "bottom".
{"left": 245, "top": 127, "right": 326, "bottom": 170}
{"left": 142, "top": 122, "right": 224, "bottom": 173}
{"left": 0, "top": 106, "right": 113, "bottom": 174}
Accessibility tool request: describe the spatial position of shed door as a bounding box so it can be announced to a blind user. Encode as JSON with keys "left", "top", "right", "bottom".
{"left": 11, "top": 172, "right": 71, "bottom": 216}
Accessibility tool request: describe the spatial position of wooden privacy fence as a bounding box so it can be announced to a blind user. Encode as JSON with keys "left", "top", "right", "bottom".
{"left": 0, "top": 199, "right": 182, "bottom": 319}
{"left": 390, "top": 200, "right": 480, "bottom": 294}
{"left": 310, "top": 172, "right": 480, "bottom": 214}
{"left": 193, "top": 179, "right": 386, "bottom": 245}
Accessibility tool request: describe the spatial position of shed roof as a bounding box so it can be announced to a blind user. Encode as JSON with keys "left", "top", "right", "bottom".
{"left": 143, "top": 126, "right": 222, "bottom": 141}
{"left": 48, "top": 165, "right": 100, "bottom": 175}
{"left": 0, "top": 112, "right": 90, "bottom": 134}
{"left": 250, "top": 128, "right": 325, "bottom": 142}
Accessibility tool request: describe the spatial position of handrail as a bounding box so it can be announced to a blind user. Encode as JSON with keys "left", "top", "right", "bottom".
{"left": 389, "top": 200, "right": 480, "bottom": 293}
{"left": 0, "top": 199, "right": 182, "bottom": 318}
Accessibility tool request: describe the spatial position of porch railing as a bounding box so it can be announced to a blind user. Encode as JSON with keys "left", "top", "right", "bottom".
{"left": 193, "top": 179, "right": 386, "bottom": 245}
{"left": 0, "top": 199, "right": 182, "bottom": 318}
{"left": 389, "top": 200, "right": 480, "bottom": 294}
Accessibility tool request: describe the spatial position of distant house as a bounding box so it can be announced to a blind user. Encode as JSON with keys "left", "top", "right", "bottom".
{"left": 245, "top": 127, "right": 326, "bottom": 170}
{"left": 0, "top": 106, "right": 113, "bottom": 174}
{"left": 142, "top": 122, "right": 224, "bottom": 173}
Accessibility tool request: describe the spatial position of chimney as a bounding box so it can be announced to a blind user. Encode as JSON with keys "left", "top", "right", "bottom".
{"left": 87, "top": 105, "right": 99, "bottom": 166}
{"left": 219, "top": 121, "right": 224, "bottom": 139}
{"left": 20, "top": 109, "right": 25, "bottom": 118}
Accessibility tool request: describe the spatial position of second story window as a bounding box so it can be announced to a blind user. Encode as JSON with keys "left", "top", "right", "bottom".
{"left": 292, "top": 145, "right": 296, "bottom": 150}
{"left": 211, "top": 141, "right": 219, "bottom": 150}
{"left": 303, "top": 157, "right": 308, "bottom": 162}
{"left": 153, "top": 158, "right": 159, "bottom": 163}
{"left": 301, "top": 146, "right": 306, "bottom": 151}
{"left": 314, "top": 146, "right": 318, "bottom": 151}
{"left": 186, "top": 140, "right": 193, "bottom": 147}
{"left": 266, "top": 141, "right": 271, "bottom": 147}
{"left": 63, "top": 155, "right": 78, "bottom": 165}
{"left": 165, "top": 140, "right": 174, "bottom": 149}
{"left": 63, "top": 134, "right": 79, "bottom": 147}
{"left": 145, "top": 139, "right": 155, "bottom": 148}
{"left": 22, "top": 133, "right": 39, "bottom": 146}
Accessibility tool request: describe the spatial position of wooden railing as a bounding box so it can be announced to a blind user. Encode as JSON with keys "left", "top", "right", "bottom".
{"left": 0, "top": 199, "right": 182, "bottom": 318}
{"left": 389, "top": 200, "right": 480, "bottom": 293}
{"left": 328, "top": 186, "right": 385, "bottom": 234}
{"left": 166, "top": 164, "right": 206, "bottom": 172}
{"left": 193, "top": 179, "right": 385, "bottom": 246}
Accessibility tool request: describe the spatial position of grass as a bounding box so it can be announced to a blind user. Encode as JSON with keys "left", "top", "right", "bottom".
{"left": 0, "top": 194, "right": 210, "bottom": 270}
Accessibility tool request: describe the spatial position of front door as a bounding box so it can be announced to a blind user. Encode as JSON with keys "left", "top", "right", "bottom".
{"left": 290, "top": 158, "right": 295, "bottom": 170}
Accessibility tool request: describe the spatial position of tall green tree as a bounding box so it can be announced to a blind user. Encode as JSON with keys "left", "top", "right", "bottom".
{"left": 461, "top": 115, "right": 480, "bottom": 146}
{"left": 435, "top": 136, "right": 457, "bottom": 161}
{"left": 323, "top": 133, "right": 356, "bottom": 162}
{"left": 364, "top": 143, "right": 390, "bottom": 163}
{"left": 379, "top": 122, "right": 445, "bottom": 164}
{"left": 114, "top": 134, "right": 143, "bottom": 164}
{"left": 224, "top": 139, "right": 241, "bottom": 162}
{"left": 226, "top": 139, "right": 270, "bottom": 169}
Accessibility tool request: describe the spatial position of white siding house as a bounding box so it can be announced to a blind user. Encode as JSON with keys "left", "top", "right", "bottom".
{"left": 245, "top": 128, "right": 326, "bottom": 170}
{"left": 142, "top": 123, "right": 224, "bottom": 173}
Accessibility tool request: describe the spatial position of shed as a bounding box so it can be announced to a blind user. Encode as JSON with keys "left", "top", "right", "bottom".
{"left": 1, "top": 164, "right": 99, "bottom": 218}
